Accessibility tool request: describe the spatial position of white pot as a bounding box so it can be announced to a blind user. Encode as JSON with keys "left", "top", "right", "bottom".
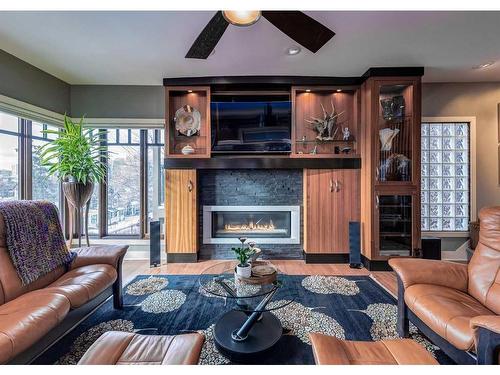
{"left": 236, "top": 264, "right": 252, "bottom": 278}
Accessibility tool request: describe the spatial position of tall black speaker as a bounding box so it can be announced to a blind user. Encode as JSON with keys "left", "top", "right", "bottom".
{"left": 349, "top": 221, "right": 362, "bottom": 269}
{"left": 150, "top": 221, "right": 161, "bottom": 267}
{"left": 422, "top": 237, "right": 441, "bottom": 260}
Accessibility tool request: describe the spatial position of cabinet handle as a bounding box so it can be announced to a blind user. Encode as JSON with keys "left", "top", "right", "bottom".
{"left": 334, "top": 180, "right": 340, "bottom": 192}
{"left": 375, "top": 167, "right": 379, "bottom": 181}
{"left": 330, "top": 178, "right": 334, "bottom": 192}
{"left": 375, "top": 196, "right": 379, "bottom": 210}
{"left": 187, "top": 180, "right": 193, "bottom": 192}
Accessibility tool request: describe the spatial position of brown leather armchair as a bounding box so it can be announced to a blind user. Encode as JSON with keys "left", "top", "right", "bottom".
{"left": 0, "top": 213, "right": 128, "bottom": 364}
{"left": 389, "top": 206, "right": 500, "bottom": 365}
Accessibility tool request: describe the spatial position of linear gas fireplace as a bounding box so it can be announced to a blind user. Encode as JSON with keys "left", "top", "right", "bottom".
{"left": 203, "top": 205, "right": 300, "bottom": 244}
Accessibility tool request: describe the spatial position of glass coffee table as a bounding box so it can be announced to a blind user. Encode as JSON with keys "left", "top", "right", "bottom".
{"left": 199, "top": 261, "right": 295, "bottom": 362}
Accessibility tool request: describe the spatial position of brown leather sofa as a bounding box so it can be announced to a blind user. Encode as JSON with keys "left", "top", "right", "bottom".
{"left": 309, "top": 333, "right": 438, "bottom": 365}
{"left": 0, "top": 214, "right": 128, "bottom": 365}
{"left": 78, "top": 331, "right": 205, "bottom": 365}
{"left": 389, "top": 206, "right": 500, "bottom": 365}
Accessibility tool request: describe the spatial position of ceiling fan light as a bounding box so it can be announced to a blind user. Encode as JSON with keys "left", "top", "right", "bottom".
{"left": 223, "top": 11, "right": 261, "bottom": 27}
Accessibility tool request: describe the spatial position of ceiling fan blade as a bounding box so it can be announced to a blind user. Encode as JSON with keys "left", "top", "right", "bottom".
{"left": 262, "top": 11, "right": 335, "bottom": 53}
{"left": 185, "top": 11, "right": 229, "bottom": 59}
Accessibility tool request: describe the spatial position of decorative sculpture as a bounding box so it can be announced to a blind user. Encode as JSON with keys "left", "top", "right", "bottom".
{"left": 379, "top": 128, "right": 400, "bottom": 151}
{"left": 379, "top": 153, "right": 411, "bottom": 181}
{"left": 380, "top": 95, "right": 405, "bottom": 120}
{"left": 181, "top": 145, "right": 195, "bottom": 155}
{"left": 174, "top": 105, "right": 201, "bottom": 137}
{"left": 306, "top": 101, "right": 344, "bottom": 141}
{"left": 342, "top": 127, "right": 350, "bottom": 141}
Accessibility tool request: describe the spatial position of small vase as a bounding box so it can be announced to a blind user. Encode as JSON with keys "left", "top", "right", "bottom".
{"left": 236, "top": 263, "right": 252, "bottom": 278}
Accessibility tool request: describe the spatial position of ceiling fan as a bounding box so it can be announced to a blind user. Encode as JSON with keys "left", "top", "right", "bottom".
{"left": 186, "top": 11, "right": 335, "bottom": 59}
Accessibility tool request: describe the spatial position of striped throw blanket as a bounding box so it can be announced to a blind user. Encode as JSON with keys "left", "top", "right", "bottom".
{"left": 0, "top": 200, "right": 76, "bottom": 285}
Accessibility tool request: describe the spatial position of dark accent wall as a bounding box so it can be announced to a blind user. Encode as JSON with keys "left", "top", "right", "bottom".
{"left": 0, "top": 49, "right": 70, "bottom": 114}
{"left": 198, "top": 169, "right": 303, "bottom": 260}
{"left": 70, "top": 85, "right": 164, "bottom": 118}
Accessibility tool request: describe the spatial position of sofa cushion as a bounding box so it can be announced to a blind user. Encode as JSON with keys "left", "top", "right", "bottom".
{"left": 405, "top": 284, "right": 494, "bottom": 351}
{"left": 45, "top": 264, "right": 117, "bottom": 308}
{"left": 309, "top": 333, "right": 438, "bottom": 365}
{"left": 78, "top": 331, "right": 205, "bottom": 365}
{"left": 0, "top": 289, "right": 70, "bottom": 364}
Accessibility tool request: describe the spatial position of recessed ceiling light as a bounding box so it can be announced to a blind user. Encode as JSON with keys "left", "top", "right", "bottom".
{"left": 188, "top": 90, "right": 193, "bottom": 93}
{"left": 473, "top": 61, "right": 495, "bottom": 69}
{"left": 336, "top": 89, "right": 342, "bottom": 92}
{"left": 223, "top": 11, "right": 261, "bottom": 27}
{"left": 305, "top": 89, "right": 311, "bottom": 92}
{"left": 287, "top": 46, "right": 301, "bottom": 56}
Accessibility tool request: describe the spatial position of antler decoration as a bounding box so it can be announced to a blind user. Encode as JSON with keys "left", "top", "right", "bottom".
{"left": 305, "top": 100, "right": 345, "bottom": 141}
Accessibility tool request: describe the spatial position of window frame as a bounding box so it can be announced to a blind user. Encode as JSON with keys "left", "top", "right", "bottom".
{"left": 421, "top": 116, "right": 477, "bottom": 237}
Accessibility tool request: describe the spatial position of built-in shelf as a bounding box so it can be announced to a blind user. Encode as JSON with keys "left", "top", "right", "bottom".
{"left": 164, "top": 155, "right": 361, "bottom": 170}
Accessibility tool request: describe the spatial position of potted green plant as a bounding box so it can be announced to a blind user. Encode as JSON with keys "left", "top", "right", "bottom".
{"left": 38, "top": 115, "right": 106, "bottom": 247}
{"left": 232, "top": 237, "right": 255, "bottom": 278}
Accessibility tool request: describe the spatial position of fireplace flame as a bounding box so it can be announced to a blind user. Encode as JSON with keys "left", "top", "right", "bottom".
{"left": 224, "top": 219, "right": 276, "bottom": 232}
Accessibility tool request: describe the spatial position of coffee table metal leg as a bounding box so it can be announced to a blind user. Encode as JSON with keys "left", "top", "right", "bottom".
{"left": 231, "top": 288, "right": 278, "bottom": 341}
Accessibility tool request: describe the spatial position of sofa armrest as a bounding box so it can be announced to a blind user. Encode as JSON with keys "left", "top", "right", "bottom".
{"left": 71, "top": 245, "right": 128, "bottom": 270}
{"left": 470, "top": 316, "right": 500, "bottom": 365}
{"left": 389, "top": 258, "right": 468, "bottom": 291}
{"left": 471, "top": 316, "right": 500, "bottom": 336}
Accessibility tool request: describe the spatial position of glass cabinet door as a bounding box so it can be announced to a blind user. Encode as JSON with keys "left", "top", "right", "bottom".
{"left": 376, "top": 83, "right": 414, "bottom": 183}
{"left": 377, "top": 194, "right": 412, "bottom": 257}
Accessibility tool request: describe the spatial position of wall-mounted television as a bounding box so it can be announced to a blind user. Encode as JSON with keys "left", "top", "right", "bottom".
{"left": 211, "top": 94, "right": 292, "bottom": 154}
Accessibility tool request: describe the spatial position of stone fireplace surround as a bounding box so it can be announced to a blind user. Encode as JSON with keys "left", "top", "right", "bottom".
{"left": 198, "top": 169, "right": 303, "bottom": 260}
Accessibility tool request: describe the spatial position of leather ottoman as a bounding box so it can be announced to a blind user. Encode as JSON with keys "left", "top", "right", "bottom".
{"left": 309, "top": 333, "right": 438, "bottom": 365}
{"left": 78, "top": 331, "right": 204, "bottom": 365}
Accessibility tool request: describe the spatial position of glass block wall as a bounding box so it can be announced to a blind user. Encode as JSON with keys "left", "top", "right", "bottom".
{"left": 421, "top": 122, "right": 470, "bottom": 231}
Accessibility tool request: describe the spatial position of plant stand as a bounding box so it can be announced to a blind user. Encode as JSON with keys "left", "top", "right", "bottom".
{"left": 63, "top": 181, "right": 94, "bottom": 248}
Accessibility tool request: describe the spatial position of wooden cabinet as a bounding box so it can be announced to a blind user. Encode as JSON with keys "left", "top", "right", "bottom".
{"left": 304, "top": 169, "right": 360, "bottom": 254}
{"left": 165, "top": 169, "right": 198, "bottom": 261}
{"left": 374, "top": 190, "right": 420, "bottom": 257}
{"left": 291, "top": 86, "right": 360, "bottom": 158}
{"left": 361, "top": 76, "right": 422, "bottom": 265}
{"left": 165, "top": 86, "right": 211, "bottom": 158}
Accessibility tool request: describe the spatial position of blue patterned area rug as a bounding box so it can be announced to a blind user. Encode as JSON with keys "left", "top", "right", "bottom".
{"left": 34, "top": 275, "right": 453, "bottom": 365}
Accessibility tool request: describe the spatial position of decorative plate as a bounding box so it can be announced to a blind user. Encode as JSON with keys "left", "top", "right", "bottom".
{"left": 174, "top": 105, "right": 201, "bottom": 137}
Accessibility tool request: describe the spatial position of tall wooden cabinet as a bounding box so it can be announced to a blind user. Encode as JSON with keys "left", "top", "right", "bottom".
{"left": 361, "top": 76, "right": 422, "bottom": 268}
{"left": 304, "top": 169, "right": 360, "bottom": 258}
{"left": 165, "top": 169, "right": 198, "bottom": 262}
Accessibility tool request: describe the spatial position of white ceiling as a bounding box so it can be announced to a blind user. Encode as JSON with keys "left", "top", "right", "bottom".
{"left": 0, "top": 11, "right": 499, "bottom": 85}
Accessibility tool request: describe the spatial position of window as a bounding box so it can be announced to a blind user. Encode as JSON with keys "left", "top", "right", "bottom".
{"left": 31, "top": 122, "right": 61, "bottom": 209}
{"left": 106, "top": 129, "right": 141, "bottom": 235}
{"left": 147, "top": 129, "right": 164, "bottom": 234}
{"left": 0, "top": 113, "right": 20, "bottom": 201}
{"left": 87, "top": 186, "right": 100, "bottom": 236}
{"left": 88, "top": 127, "right": 164, "bottom": 239}
{"left": 0, "top": 110, "right": 165, "bottom": 240}
{"left": 0, "top": 112, "right": 62, "bottom": 208}
{"left": 421, "top": 122, "right": 470, "bottom": 232}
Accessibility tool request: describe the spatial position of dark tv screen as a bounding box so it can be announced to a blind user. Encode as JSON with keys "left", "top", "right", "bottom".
{"left": 211, "top": 99, "right": 292, "bottom": 154}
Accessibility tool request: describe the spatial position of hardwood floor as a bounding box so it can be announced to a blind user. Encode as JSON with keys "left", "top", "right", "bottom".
{"left": 122, "top": 259, "right": 397, "bottom": 296}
